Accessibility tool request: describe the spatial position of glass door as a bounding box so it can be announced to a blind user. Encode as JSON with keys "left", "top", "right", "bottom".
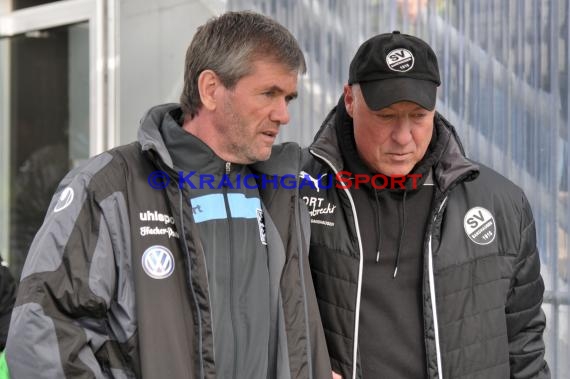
{"left": 0, "top": 0, "right": 116, "bottom": 280}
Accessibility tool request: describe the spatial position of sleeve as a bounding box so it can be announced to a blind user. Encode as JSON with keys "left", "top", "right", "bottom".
{"left": 5, "top": 168, "right": 117, "bottom": 379}
{"left": 505, "top": 193, "right": 551, "bottom": 379}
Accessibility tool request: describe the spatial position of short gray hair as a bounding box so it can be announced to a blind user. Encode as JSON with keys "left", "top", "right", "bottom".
{"left": 179, "top": 11, "right": 306, "bottom": 119}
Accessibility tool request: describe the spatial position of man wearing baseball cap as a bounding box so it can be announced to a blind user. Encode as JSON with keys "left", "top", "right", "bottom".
{"left": 301, "top": 31, "right": 550, "bottom": 378}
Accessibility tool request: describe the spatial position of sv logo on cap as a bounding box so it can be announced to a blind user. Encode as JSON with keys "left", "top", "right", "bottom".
{"left": 386, "top": 48, "right": 414, "bottom": 72}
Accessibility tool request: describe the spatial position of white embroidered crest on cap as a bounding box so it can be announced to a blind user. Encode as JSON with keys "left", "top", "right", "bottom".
{"left": 386, "top": 48, "right": 415, "bottom": 72}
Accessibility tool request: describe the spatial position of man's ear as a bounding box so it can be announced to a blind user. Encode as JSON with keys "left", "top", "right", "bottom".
{"left": 344, "top": 84, "right": 354, "bottom": 117}
{"left": 197, "top": 70, "right": 222, "bottom": 111}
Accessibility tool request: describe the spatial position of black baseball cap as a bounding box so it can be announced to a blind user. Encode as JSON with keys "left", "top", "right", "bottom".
{"left": 348, "top": 31, "right": 441, "bottom": 111}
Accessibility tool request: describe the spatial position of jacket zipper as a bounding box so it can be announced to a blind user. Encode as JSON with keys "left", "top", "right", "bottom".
{"left": 176, "top": 185, "right": 205, "bottom": 378}
{"left": 428, "top": 196, "right": 447, "bottom": 379}
{"left": 155, "top": 159, "right": 206, "bottom": 378}
{"left": 309, "top": 149, "right": 364, "bottom": 379}
{"left": 223, "top": 162, "right": 238, "bottom": 378}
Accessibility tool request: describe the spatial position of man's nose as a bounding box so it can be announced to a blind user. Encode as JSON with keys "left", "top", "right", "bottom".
{"left": 270, "top": 98, "right": 290, "bottom": 125}
{"left": 391, "top": 117, "right": 413, "bottom": 145}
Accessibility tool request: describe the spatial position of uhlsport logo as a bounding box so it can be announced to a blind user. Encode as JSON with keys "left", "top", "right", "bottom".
{"left": 386, "top": 48, "right": 414, "bottom": 72}
{"left": 141, "top": 245, "right": 175, "bottom": 279}
{"left": 54, "top": 187, "right": 74, "bottom": 213}
{"left": 463, "top": 207, "right": 496, "bottom": 245}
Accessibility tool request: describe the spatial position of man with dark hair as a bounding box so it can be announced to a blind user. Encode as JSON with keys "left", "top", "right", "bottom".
{"left": 302, "top": 31, "right": 550, "bottom": 378}
{"left": 6, "top": 11, "right": 330, "bottom": 378}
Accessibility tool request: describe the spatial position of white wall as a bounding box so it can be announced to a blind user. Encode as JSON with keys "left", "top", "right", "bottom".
{"left": 118, "top": 0, "right": 218, "bottom": 144}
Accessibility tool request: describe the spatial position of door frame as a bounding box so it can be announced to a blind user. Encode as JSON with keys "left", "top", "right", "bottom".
{"left": 0, "top": 0, "right": 118, "bottom": 156}
{"left": 0, "top": 0, "right": 117, "bottom": 265}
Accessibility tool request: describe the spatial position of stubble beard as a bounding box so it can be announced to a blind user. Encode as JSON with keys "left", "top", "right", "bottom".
{"left": 221, "top": 96, "right": 270, "bottom": 164}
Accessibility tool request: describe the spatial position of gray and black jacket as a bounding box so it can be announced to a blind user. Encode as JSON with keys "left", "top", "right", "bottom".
{"left": 6, "top": 104, "right": 330, "bottom": 378}
{"left": 301, "top": 106, "right": 550, "bottom": 379}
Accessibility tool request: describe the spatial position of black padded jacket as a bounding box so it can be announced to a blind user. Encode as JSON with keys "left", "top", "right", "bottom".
{"left": 301, "top": 107, "right": 550, "bottom": 379}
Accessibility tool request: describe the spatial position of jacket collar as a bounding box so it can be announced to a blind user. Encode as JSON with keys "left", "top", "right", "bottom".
{"left": 431, "top": 113, "right": 479, "bottom": 193}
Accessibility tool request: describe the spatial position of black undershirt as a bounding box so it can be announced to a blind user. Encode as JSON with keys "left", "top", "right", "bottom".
{"left": 336, "top": 98, "right": 437, "bottom": 378}
{"left": 353, "top": 183, "right": 432, "bottom": 379}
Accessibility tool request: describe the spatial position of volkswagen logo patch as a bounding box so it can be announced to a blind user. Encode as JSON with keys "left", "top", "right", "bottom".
{"left": 141, "top": 245, "right": 175, "bottom": 279}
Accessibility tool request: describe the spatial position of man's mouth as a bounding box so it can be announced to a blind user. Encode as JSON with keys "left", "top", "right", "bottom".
{"left": 262, "top": 130, "right": 277, "bottom": 138}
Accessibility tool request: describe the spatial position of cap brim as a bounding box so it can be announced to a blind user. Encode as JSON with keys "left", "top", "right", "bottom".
{"left": 359, "top": 77, "right": 437, "bottom": 111}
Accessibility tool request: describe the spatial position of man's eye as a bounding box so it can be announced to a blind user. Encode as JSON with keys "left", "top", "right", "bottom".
{"left": 378, "top": 114, "right": 395, "bottom": 120}
{"left": 411, "top": 113, "right": 427, "bottom": 119}
{"left": 263, "top": 90, "right": 276, "bottom": 97}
